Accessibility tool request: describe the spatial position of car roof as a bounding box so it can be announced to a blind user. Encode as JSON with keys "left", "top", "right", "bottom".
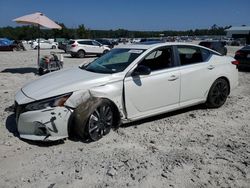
{"left": 117, "top": 42, "right": 221, "bottom": 55}
{"left": 117, "top": 42, "right": 207, "bottom": 50}
{"left": 199, "top": 40, "right": 224, "bottom": 43}
{"left": 72, "top": 39, "right": 94, "bottom": 41}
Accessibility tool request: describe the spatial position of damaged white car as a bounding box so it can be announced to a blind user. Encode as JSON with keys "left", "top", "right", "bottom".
{"left": 15, "top": 43, "right": 238, "bottom": 141}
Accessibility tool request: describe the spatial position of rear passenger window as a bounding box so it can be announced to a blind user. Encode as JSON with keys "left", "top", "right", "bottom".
{"left": 177, "top": 46, "right": 204, "bottom": 65}
{"left": 78, "top": 41, "right": 93, "bottom": 45}
{"left": 92, "top": 41, "right": 101, "bottom": 46}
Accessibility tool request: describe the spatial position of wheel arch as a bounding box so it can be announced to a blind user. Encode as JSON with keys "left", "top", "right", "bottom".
{"left": 77, "top": 49, "right": 85, "bottom": 53}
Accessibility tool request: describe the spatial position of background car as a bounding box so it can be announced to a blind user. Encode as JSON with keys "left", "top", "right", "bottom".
{"left": 31, "top": 40, "right": 58, "bottom": 49}
{"left": 58, "top": 40, "right": 69, "bottom": 52}
{"left": 234, "top": 45, "right": 250, "bottom": 70}
{"left": 95, "top": 39, "right": 114, "bottom": 49}
{"left": 15, "top": 43, "right": 238, "bottom": 142}
{"left": 0, "top": 38, "right": 25, "bottom": 51}
{"left": 199, "top": 40, "right": 227, "bottom": 55}
{"left": 67, "top": 39, "right": 110, "bottom": 58}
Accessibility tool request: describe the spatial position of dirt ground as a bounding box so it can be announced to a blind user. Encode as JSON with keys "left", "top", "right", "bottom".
{"left": 0, "top": 45, "right": 249, "bottom": 188}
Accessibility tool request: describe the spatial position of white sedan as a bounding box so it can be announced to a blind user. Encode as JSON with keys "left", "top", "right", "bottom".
{"left": 15, "top": 43, "right": 238, "bottom": 141}
{"left": 31, "top": 40, "right": 57, "bottom": 49}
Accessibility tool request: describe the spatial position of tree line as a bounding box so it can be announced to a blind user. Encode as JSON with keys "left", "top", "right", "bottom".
{"left": 0, "top": 23, "right": 229, "bottom": 40}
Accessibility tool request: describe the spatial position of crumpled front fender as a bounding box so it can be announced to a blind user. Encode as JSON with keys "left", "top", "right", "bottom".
{"left": 71, "top": 96, "right": 104, "bottom": 137}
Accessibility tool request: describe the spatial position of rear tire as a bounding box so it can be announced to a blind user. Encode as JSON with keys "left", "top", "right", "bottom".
{"left": 52, "top": 45, "right": 56, "bottom": 49}
{"left": 77, "top": 50, "right": 85, "bottom": 58}
{"left": 71, "top": 54, "right": 77, "bottom": 58}
{"left": 103, "top": 50, "right": 109, "bottom": 54}
{"left": 206, "top": 78, "right": 229, "bottom": 108}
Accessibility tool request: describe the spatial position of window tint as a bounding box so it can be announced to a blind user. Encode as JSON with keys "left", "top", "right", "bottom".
{"left": 140, "top": 48, "right": 173, "bottom": 71}
{"left": 177, "top": 46, "right": 204, "bottom": 65}
{"left": 78, "top": 41, "right": 93, "bottom": 45}
{"left": 92, "top": 41, "right": 101, "bottom": 46}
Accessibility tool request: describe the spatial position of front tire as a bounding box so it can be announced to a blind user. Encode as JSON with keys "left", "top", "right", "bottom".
{"left": 206, "top": 78, "right": 229, "bottom": 108}
{"left": 85, "top": 101, "right": 113, "bottom": 141}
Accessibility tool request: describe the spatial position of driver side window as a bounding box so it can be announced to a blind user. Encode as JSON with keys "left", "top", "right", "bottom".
{"left": 140, "top": 47, "right": 173, "bottom": 71}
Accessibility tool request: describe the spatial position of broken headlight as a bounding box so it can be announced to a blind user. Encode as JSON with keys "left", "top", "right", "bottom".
{"left": 25, "top": 93, "right": 72, "bottom": 111}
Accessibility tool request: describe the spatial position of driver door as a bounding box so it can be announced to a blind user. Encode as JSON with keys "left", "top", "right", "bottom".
{"left": 124, "top": 47, "right": 180, "bottom": 120}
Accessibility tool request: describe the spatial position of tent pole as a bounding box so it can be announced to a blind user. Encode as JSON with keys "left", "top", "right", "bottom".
{"left": 37, "top": 25, "right": 40, "bottom": 67}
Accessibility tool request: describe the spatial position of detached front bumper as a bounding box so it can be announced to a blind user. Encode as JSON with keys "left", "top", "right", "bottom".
{"left": 16, "top": 106, "right": 73, "bottom": 141}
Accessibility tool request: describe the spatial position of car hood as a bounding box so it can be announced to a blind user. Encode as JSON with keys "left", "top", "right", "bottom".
{"left": 21, "top": 68, "right": 111, "bottom": 101}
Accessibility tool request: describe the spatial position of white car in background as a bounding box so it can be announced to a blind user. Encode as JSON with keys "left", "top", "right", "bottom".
{"left": 67, "top": 39, "right": 110, "bottom": 58}
{"left": 15, "top": 42, "right": 238, "bottom": 142}
{"left": 31, "top": 40, "right": 58, "bottom": 49}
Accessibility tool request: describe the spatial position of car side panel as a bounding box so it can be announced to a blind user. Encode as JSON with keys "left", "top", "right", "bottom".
{"left": 179, "top": 61, "right": 216, "bottom": 105}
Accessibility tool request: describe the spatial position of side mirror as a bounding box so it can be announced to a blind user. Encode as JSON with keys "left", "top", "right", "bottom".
{"left": 132, "top": 65, "right": 151, "bottom": 76}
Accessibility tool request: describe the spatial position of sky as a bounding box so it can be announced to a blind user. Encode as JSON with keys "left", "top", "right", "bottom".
{"left": 0, "top": 0, "right": 249, "bottom": 31}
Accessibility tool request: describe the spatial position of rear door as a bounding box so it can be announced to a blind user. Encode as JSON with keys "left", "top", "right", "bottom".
{"left": 176, "top": 45, "right": 216, "bottom": 106}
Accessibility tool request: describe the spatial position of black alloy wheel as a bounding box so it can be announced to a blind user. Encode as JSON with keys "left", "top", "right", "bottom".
{"left": 87, "top": 103, "right": 113, "bottom": 141}
{"left": 206, "top": 78, "right": 229, "bottom": 108}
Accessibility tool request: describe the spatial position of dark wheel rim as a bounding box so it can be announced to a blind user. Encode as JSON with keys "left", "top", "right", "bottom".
{"left": 211, "top": 80, "right": 228, "bottom": 106}
{"left": 88, "top": 105, "right": 113, "bottom": 141}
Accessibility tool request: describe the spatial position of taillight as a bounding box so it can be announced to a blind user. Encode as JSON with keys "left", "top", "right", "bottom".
{"left": 71, "top": 44, "right": 77, "bottom": 47}
{"left": 231, "top": 60, "right": 239, "bottom": 65}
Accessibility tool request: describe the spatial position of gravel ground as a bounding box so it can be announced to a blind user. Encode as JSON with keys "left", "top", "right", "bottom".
{"left": 0, "top": 46, "right": 249, "bottom": 188}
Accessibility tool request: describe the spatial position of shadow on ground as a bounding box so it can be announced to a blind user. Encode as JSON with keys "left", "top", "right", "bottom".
{"left": 5, "top": 114, "right": 19, "bottom": 137}
{"left": 121, "top": 104, "right": 205, "bottom": 128}
{"left": 1, "top": 67, "right": 37, "bottom": 74}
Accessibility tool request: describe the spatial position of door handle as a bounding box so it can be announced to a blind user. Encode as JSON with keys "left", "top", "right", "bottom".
{"left": 207, "top": 65, "right": 215, "bottom": 70}
{"left": 168, "top": 75, "right": 179, "bottom": 81}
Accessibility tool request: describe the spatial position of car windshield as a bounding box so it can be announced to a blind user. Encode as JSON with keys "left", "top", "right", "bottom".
{"left": 83, "top": 48, "right": 144, "bottom": 74}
